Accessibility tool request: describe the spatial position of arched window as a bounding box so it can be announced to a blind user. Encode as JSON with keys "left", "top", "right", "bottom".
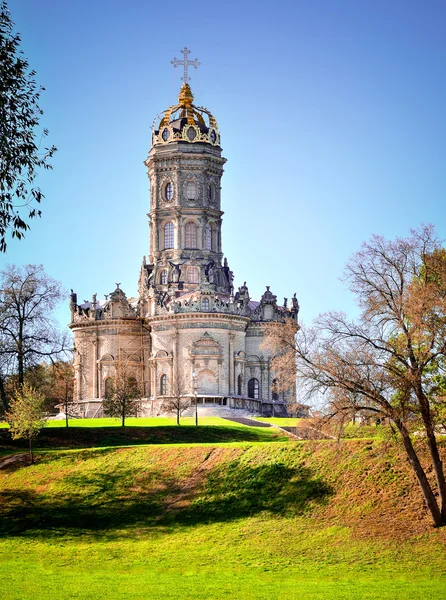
{"left": 160, "top": 374, "right": 168, "bottom": 395}
{"left": 160, "top": 269, "right": 167, "bottom": 284}
{"left": 237, "top": 374, "right": 242, "bottom": 396}
{"left": 248, "top": 378, "right": 259, "bottom": 399}
{"left": 185, "top": 222, "right": 197, "bottom": 248}
{"left": 127, "top": 377, "right": 138, "bottom": 394}
{"left": 104, "top": 377, "right": 115, "bottom": 399}
{"left": 186, "top": 180, "right": 196, "bottom": 200}
{"left": 165, "top": 182, "right": 173, "bottom": 201}
{"left": 187, "top": 267, "right": 200, "bottom": 283}
{"left": 202, "top": 298, "right": 210, "bottom": 311}
{"left": 272, "top": 378, "right": 279, "bottom": 401}
{"left": 164, "top": 222, "right": 174, "bottom": 249}
{"left": 208, "top": 184, "right": 213, "bottom": 202}
{"left": 205, "top": 224, "right": 212, "bottom": 250}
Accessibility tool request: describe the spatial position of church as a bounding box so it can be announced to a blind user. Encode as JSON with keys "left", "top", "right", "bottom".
{"left": 69, "top": 49, "right": 299, "bottom": 417}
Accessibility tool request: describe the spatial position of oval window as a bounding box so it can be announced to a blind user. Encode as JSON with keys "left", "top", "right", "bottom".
{"left": 165, "top": 182, "right": 173, "bottom": 201}
{"left": 187, "top": 127, "right": 197, "bottom": 141}
{"left": 162, "top": 128, "right": 170, "bottom": 142}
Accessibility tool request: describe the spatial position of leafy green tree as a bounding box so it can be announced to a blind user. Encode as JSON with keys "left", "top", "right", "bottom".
{"left": 0, "top": 1, "right": 56, "bottom": 252}
{"left": 6, "top": 384, "right": 47, "bottom": 462}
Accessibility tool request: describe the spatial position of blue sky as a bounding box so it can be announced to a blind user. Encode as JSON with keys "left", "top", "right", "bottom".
{"left": 3, "top": 0, "right": 446, "bottom": 330}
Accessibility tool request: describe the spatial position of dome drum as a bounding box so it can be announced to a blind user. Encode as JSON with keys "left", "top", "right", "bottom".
{"left": 152, "top": 83, "right": 221, "bottom": 148}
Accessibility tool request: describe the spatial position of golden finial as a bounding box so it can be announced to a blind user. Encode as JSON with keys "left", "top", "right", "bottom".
{"left": 178, "top": 83, "right": 194, "bottom": 107}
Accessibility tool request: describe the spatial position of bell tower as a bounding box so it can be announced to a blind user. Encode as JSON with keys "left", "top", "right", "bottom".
{"left": 140, "top": 51, "right": 233, "bottom": 315}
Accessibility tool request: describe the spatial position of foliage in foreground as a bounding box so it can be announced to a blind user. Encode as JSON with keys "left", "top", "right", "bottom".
{"left": 0, "top": 1, "right": 57, "bottom": 252}
{"left": 5, "top": 384, "right": 46, "bottom": 461}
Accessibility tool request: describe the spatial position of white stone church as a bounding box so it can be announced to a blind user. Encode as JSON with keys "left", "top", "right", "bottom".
{"left": 69, "top": 51, "right": 299, "bottom": 417}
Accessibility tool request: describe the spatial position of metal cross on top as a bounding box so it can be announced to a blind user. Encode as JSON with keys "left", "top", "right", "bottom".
{"left": 171, "top": 47, "right": 200, "bottom": 83}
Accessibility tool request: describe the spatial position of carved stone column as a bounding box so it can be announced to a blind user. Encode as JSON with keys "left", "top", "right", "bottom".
{"left": 92, "top": 338, "right": 98, "bottom": 399}
{"left": 228, "top": 331, "right": 235, "bottom": 395}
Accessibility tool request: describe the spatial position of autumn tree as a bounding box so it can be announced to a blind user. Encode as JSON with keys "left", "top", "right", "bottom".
{"left": 16, "top": 361, "right": 75, "bottom": 425}
{"left": 161, "top": 373, "right": 191, "bottom": 425}
{"left": 0, "top": 1, "right": 57, "bottom": 252}
{"left": 265, "top": 225, "right": 446, "bottom": 527}
{"left": 6, "top": 384, "right": 47, "bottom": 463}
{"left": 0, "top": 264, "right": 70, "bottom": 410}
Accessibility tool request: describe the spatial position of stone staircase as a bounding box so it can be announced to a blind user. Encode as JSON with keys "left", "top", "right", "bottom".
{"left": 182, "top": 405, "right": 261, "bottom": 419}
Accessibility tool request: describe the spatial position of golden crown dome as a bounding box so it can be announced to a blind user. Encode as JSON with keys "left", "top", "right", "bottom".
{"left": 151, "top": 84, "right": 220, "bottom": 147}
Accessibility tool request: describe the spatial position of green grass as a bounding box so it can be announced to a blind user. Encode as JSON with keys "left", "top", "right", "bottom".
{"left": 0, "top": 416, "right": 256, "bottom": 428}
{"left": 253, "top": 417, "right": 304, "bottom": 426}
{"left": 0, "top": 417, "right": 290, "bottom": 450}
{"left": 1, "top": 441, "right": 446, "bottom": 598}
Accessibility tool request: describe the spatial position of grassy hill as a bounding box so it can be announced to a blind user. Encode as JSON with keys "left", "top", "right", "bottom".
{"left": 0, "top": 423, "right": 445, "bottom": 599}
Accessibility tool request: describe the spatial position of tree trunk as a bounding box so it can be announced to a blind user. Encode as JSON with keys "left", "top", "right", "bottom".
{"left": 396, "top": 419, "right": 443, "bottom": 526}
{"left": 418, "top": 392, "right": 446, "bottom": 521}
{"left": 0, "top": 375, "right": 8, "bottom": 412}
{"left": 177, "top": 407, "right": 180, "bottom": 426}
{"left": 17, "top": 334, "right": 24, "bottom": 386}
{"left": 29, "top": 437, "right": 33, "bottom": 464}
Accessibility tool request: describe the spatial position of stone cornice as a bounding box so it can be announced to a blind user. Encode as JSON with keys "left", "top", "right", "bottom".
{"left": 147, "top": 312, "right": 250, "bottom": 327}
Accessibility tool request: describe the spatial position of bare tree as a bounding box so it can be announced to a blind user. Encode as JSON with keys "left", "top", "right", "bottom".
{"left": 102, "top": 358, "right": 141, "bottom": 427}
{"left": 266, "top": 225, "right": 446, "bottom": 527}
{"left": 0, "top": 264, "right": 70, "bottom": 410}
{"left": 161, "top": 372, "right": 191, "bottom": 425}
{"left": 262, "top": 318, "right": 299, "bottom": 395}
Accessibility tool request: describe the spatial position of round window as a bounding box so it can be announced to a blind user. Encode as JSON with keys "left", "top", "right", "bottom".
{"left": 165, "top": 182, "right": 173, "bottom": 201}
{"left": 162, "top": 128, "right": 170, "bottom": 142}
{"left": 210, "top": 129, "right": 217, "bottom": 144}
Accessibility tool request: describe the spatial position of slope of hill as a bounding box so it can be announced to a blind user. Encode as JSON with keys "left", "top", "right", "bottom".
{"left": 1, "top": 439, "right": 445, "bottom": 599}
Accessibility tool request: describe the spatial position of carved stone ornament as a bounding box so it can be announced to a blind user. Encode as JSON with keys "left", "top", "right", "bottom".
{"left": 158, "top": 174, "right": 176, "bottom": 204}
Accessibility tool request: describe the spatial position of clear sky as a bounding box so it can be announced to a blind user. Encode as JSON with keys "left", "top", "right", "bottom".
{"left": 3, "top": 0, "right": 446, "bottom": 331}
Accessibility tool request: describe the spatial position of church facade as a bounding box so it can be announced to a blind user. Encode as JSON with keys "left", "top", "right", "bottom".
{"left": 69, "top": 70, "right": 299, "bottom": 417}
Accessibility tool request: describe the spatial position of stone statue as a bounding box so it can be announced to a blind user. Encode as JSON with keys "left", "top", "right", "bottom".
{"left": 168, "top": 261, "right": 185, "bottom": 283}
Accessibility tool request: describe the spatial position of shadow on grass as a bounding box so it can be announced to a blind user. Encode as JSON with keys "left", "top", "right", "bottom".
{"left": 0, "top": 425, "right": 286, "bottom": 451}
{"left": 0, "top": 453, "right": 332, "bottom": 538}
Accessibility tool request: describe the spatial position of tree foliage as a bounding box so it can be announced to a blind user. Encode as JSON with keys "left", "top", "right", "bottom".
{"left": 6, "top": 384, "right": 47, "bottom": 462}
{"left": 0, "top": 264, "right": 70, "bottom": 410}
{"left": 265, "top": 225, "right": 446, "bottom": 527}
{"left": 0, "top": 1, "right": 57, "bottom": 252}
{"left": 6, "top": 360, "right": 75, "bottom": 422}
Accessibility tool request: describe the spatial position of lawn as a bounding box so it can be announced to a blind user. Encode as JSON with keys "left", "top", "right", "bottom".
{"left": 1, "top": 441, "right": 445, "bottom": 599}
{"left": 253, "top": 417, "right": 304, "bottom": 426}
{"left": 0, "top": 417, "right": 290, "bottom": 451}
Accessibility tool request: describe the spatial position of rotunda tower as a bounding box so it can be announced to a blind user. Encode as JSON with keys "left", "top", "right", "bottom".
{"left": 140, "top": 82, "right": 233, "bottom": 316}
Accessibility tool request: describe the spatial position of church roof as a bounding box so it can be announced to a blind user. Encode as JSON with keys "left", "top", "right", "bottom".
{"left": 151, "top": 83, "right": 220, "bottom": 148}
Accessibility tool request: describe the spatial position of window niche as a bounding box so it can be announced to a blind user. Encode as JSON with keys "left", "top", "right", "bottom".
{"left": 185, "top": 222, "right": 198, "bottom": 248}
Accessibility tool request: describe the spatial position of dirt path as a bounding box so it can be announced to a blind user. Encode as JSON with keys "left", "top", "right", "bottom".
{"left": 0, "top": 453, "right": 29, "bottom": 469}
